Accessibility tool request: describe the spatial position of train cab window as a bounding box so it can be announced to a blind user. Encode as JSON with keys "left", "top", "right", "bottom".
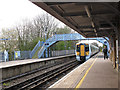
{"left": 85, "top": 45, "right": 89, "bottom": 52}
{"left": 76, "top": 45, "right": 80, "bottom": 52}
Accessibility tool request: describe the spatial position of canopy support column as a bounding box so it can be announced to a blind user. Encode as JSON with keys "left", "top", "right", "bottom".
{"left": 113, "top": 36, "right": 117, "bottom": 69}
{"left": 118, "top": 27, "right": 120, "bottom": 71}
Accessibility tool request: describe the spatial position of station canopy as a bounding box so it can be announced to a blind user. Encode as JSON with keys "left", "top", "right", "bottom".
{"left": 31, "top": 1, "right": 119, "bottom": 38}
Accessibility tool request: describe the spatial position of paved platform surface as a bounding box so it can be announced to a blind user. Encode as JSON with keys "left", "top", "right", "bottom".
{"left": 49, "top": 53, "right": 118, "bottom": 88}
{"left": 0, "top": 54, "right": 74, "bottom": 69}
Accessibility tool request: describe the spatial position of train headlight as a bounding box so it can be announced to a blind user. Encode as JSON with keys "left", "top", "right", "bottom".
{"left": 86, "top": 51, "right": 89, "bottom": 56}
{"left": 76, "top": 52, "right": 79, "bottom": 55}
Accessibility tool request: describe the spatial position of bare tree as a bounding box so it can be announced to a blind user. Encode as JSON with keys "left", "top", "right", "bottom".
{"left": 1, "top": 28, "right": 18, "bottom": 51}
{"left": 1, "top": 13, "right": 60, "bottom": 51}
{"left": 33, "top": 13, "right": 58, "bottom": 39}
{"left": 15, "top": 19, "right": 36, "bottom": 50}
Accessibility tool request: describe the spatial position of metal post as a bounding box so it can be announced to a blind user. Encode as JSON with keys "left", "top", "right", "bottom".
{"left": 118, "top": 25, "right": 120, "bottom": 70}
{"left": 45, "top": 48, "right": 48, "bottom": 58}
{"left": 109, "top": 39, "right": 112, "bottom": 61}
{"left": 42, "top": 52, "right": 44, "bottom": 58}
{"left": 117, "top": 13, "right": 120, "bottom": 70}
{"left": 113, "top": 37, "right": 116, "bottom": 69}
{"left": 53, "top": 47, "right": 54, "bottom": 57}
{"left": 64, "top": 41, "right": 66, "bottom": 55}
{"left": 49, "top": 47, "right": 51, "bottom": 57}
{"left": 110, "top": 38, "right": 114, "bottom": 68}
{"left": 118, "top": 36, "right": 120, "bottom": 70}
{"left": 116, "top": 40, "right": 119, "bottom": 70}
{"left": 44, "top": 25, "right": 48, "bottom": 58}
{"left": 14, "top": 51, "right": 15, "bottom": 60}
{"left": 7, "top": 51, "right": 9, "bottom": 61}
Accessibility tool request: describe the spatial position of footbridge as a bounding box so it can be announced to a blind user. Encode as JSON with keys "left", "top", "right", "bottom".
{"left": 35, "top": 33, "right": 107, "bottom": 58}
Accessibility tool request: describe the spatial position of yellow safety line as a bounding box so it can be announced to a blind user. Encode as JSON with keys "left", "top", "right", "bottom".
{"left": 75, "top": 57, "right": 97, "bottom": 89}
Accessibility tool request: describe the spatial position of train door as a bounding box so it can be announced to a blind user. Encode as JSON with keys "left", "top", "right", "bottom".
{"left": 80, "top": 44, "right": 86, "bottom": 61}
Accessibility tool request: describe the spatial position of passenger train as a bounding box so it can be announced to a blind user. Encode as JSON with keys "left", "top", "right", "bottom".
{"left": 76, "top": 43, "right": 99, "bottom": 62}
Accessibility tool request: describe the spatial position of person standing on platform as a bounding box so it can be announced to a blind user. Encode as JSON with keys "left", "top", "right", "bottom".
{"left": 4, "top": 50, "right": 8, "bottom": 62}
{"left": 103, "top": 45, "right": 108, "bottom": 60}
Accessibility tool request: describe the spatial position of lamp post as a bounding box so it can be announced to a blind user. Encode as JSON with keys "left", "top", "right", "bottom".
{"left": 44, "top": 25, "right": 48, "bottom": 41}
{"left": 53, "top": 32, "right": 56, "bottom": 57}
{"left": 44, "top": 26, "right": 48, "bottom": 58}
{"left": 64, "top": 41, "right": 66, "bottom": 55}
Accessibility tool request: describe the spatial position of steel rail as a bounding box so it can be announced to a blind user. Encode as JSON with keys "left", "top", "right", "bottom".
{"left": 4, "top": 60, "right": 78, "bottom": 90}
{"left": 2, "top": 60, "right": 66, "bottom": 84}
{"left": 22, "top": 61, "right": 78, "bottom": 89}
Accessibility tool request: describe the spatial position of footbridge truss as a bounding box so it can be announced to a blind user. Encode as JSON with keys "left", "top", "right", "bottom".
{"left": 37, "top": 33, "right": 108, "bottom": 58}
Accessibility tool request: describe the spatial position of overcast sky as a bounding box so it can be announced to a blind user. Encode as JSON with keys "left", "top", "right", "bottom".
{"left": 0, "top": 0, "right": 63, "bottom": 31}
{"left": 0, "top": 0, "right": 103, "bottom": 46}
{"left": 0, "top": 0, "right": 44, "bottom": 30}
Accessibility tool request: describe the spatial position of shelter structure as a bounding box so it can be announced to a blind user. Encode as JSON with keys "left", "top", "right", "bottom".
{"left": 30, "top": 1, "right": 120, "bottom": 70}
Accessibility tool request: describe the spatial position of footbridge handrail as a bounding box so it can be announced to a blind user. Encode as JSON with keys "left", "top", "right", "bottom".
{"left": 38, "top": 33, "right": 84, "bottom": 58}
{"left": 38, "top": 33, "right": 108, "bottom": 58}
{"left": 30, "top": 40, "right": 41, "bottom": 58}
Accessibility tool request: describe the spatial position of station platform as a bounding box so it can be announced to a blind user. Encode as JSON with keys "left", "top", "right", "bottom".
{"left": 0, "top": 54, "right": 74, "bottom": 69}
{"left": 0, "top": 54, "right": 75, "bottom": 80}
{"left": 49, "top": 52, "right": 118, "bottom": 89}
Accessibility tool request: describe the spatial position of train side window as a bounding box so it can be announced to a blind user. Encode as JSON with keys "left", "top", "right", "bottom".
{"left": 76, "top": 45, "right": 80, "bottom": 52}
{"left": 85, "top": 45, "right": 89, "bottom": 51}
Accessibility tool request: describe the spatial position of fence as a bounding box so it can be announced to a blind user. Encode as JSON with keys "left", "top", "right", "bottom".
{"left": 14, "top": 51, "right": 31, "bottom": 60}
{"left": 51, "top": 50, "right": 75, "bottom": 57}
{"left": 0, "top": 52, "right": 4, "bottom": 62}
{"left": 20, "top": 51, "right": 31, "bottom": 59}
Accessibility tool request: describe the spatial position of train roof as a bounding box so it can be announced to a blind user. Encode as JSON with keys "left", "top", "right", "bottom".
{"left": 76, "top": 42, "right": 89, "bottom": 45}
{"left": 76, "top": 42, "right": 99, "bottom": 48}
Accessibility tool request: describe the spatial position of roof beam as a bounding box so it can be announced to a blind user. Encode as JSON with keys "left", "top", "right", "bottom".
{"left": 83, "top": 29, "right": 113, "bottom": 33}
{"left": 102, "top": 3, "right": 120, "bottom": 16}
{"left": 62, "top": 11, "right": 87, "bottom": 17}
{"left": 86, "top": 33, "right": 106, "bottom": 37}
{"left": 85, "top": 33, "right": 98, "bottom": 36}
{"left": 81, "top": 31, "right": 94, "bottom": 33}
{"left": 62, "top": 10, "right": 113, "bottom": 17}
{"left": 47, "top": 2, "right": 106, "bottom": 6}
{"left": 77, "top": 2, "right": 120, "bottom": 16}
{"left": 84, "top": 5, "right": 98, "bottom": 36}
{"left": 99, "top": 27, "right": 113, "bottom": 30}
{"left": 75, "top": 2, "right": 103, "bottom": 6}
{"left": 77, "top": 26, "right": 93, "bottom": 29}
{"left": 95, "top": 16, "right": 118, "bottom": 37}
{"left": 46, "top": 2, "right": 74, "bottom": 6}
{"left": 77, "top": 25, "right": 113, "bottom": 29}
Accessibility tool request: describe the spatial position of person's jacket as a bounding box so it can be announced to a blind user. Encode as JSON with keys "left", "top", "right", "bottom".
{"left": 103, "top": 48, "right": 107, "bottom": 54}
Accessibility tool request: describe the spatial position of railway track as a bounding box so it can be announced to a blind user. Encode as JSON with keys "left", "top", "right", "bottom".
{"left": 3, "top": 60, "right": 79, "bottom": 90}
{"left": 1, "top": 58, "right": 71, "bottom": 88}
{"left": 2, "top": 60, "right": 65, "bottom": 84}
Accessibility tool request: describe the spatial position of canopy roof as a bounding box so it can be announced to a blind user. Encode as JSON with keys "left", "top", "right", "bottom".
{"left": 30, "top": 1, "right": 119, "bottom": 38}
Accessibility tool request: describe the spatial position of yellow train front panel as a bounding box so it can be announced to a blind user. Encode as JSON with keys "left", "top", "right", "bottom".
{"left": 80, "top": 45, "right": 85, "bottom": 56}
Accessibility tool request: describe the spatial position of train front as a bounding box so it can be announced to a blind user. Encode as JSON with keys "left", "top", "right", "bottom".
{"left": 76, "top": 43, "right": 89, "bottom": 62}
